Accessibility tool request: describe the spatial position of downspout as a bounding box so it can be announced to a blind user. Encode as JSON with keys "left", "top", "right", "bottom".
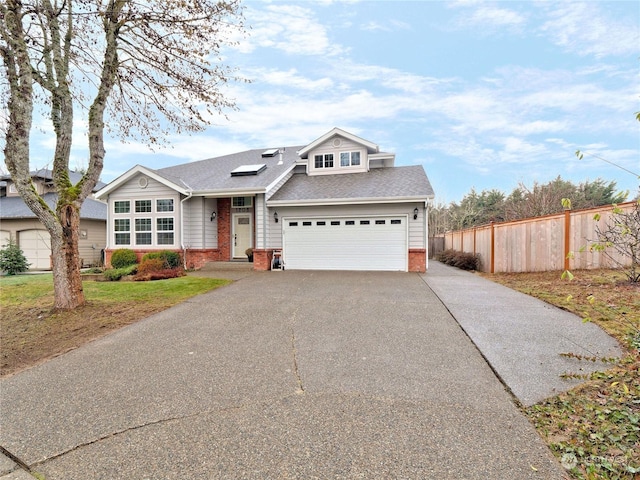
{"left": 180, "top": 182, "right": 193, "bottom": 269}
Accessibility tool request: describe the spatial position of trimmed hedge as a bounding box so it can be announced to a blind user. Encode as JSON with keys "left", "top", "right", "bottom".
{"left": 436, "top": 249, "right": 480, "bottom": 271}
{"left": 110, "top": 248, "right": 138, "bottom": 269}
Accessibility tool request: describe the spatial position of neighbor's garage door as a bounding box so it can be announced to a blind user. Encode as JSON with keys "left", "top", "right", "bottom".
{"left": 283, "top": 216, "right": 407, "bottom": 271}
{"left": 19, "top": 229, "right": 51, "bottom": 270}
{"left": 0, "top": 230, "right": 10, "bottom": 247}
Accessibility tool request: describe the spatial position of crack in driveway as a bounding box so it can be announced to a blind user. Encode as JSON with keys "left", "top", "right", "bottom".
{"left": 290, "top": 307, "right": 305, "bottom": 395}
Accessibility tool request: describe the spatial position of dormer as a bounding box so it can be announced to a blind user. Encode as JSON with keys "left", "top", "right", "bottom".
{"left": 297, "top": 128, "right": 395, "bottom": 176}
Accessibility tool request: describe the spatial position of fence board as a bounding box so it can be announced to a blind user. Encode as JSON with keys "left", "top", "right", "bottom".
{"left": 443, "top": 202, "right": 635, "bottom": 273}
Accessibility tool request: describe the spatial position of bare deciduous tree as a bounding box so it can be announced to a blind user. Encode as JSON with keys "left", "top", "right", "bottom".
{"left": 591, "top": 200, "right": 640, "bottom": 283}
{"left": 1, "top": 0, "right": 245, "bottom": 309}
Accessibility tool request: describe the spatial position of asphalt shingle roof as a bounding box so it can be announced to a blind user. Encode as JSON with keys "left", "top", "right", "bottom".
{"left": 0, "top": 193, "right": 107, "bottom": 221}
{"left": 0, "top": 170, "right": 107, "bottom": 192}
{"left": 155, "top": 147, "right": 305, "bottom": 192}
{"left": 267, "top": 165, "right": 434, "bottom": 203}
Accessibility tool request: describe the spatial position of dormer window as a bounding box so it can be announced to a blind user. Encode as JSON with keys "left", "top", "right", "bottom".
{"left": 340, "top": 151, "right": 361, "bottom": 167}
{"left": 314, "top": 154, "right": 334, "bottom": 169}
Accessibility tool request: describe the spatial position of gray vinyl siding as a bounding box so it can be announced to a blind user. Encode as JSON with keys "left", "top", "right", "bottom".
{"left": 182, "top": 197, "right": 217, "bottom": 249}
{"left": 307, "top": 138, "right": 368, "bottom": 176}
{"left": 266, "top": 203, "right": 427, "bottom": 250}
{"left": 105, "top": 175, "right": 180, "bottom": 249}
{"left": 255, "top": 194, "right": 268, "bottom": 250}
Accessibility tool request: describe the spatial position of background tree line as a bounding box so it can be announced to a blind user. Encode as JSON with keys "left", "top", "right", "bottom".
{"left": 429, "top": 176, "right": 631, "bottom": 234}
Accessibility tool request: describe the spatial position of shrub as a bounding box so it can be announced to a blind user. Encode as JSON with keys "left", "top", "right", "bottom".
{"left": 110, "top": 248, "right": 138, "bottom": 269}
{"left": 452, "top": 252, "right": 480, "bottom": 271}
{"left": 436, "top": 249, "right": 458, "bottom": 265}
{"left": 0, "top": 239, "right": 30, "bottom": 275}
{"left": 136, "top": 258, "right": 165, "bottom": 276}
{"left": 103, "top": 264, "right": 138, "bottom": 281}
{"left": 436, "top": 249, "right": 480, "bottom": 271}
{"left": 133, "top": 256, "right": 184, "bottom": 281}
{"left": 141, "top": 250, "right": 181, "bottom": 269}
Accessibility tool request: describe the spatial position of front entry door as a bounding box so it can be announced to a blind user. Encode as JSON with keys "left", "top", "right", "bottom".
{"left": 232, "top": 213, "right": 252, "bottom": 259}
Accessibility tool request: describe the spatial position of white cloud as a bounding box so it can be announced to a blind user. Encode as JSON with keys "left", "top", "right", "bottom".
{"left": 234, "top": 4, "right": 343, "bottom": 56}
{"left": 450, "top": 2, "right": 527, "bottom": 32}
{"left": 540, "top": 2, "right": 640, "bottom": 58}
{"left": 361, "top": 19, "right": 411, "bottom": 32}
{"left": 250, "top": 68, "right": 334, "bottom": 91}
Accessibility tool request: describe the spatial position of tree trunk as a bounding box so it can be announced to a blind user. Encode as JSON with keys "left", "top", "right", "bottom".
{"left": 51, "top": 205, "right": 85, "bottom": 310}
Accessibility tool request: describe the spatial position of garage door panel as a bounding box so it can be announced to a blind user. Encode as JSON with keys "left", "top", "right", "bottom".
{"left": 19, "top": 230, "right": 51, "bottom": 270}
{"left": 283, "top": 216, "right": 407, "bottom": 271}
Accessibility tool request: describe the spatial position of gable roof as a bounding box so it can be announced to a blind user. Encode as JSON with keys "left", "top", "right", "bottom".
{"left": 95, "top": 164, "right": 191, "bottom": 199}
{"left": 297, "top": 127, "right": 379, "bottom": 159}
{"left": 0, "top": 193, "right": 107, "bottom": 220}
{"left": 98, "top": 147, "right": 305, "bottom": 199}
{"left": 156, "top": 147, "right": 303, "bottom": 195}
{"left": 267, "top": 165, "right": 434, "bottom": 206}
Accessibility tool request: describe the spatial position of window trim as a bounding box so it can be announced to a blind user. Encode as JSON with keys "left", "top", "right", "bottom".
{"left": 339, "top": 151, "right": 361, "bottom": 167}
{"left": 232, "top": 196, "right": 253, "bottom": 208}
{"left": 110, "top": 196, "right": 177, "bottom": 247}
{"left": 114, "top": 200, "right": 130, "bottom": 214}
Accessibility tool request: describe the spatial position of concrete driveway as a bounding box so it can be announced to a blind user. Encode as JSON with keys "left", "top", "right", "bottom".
{"left": 1, "top": 271, "right": 567, "bottom": 479}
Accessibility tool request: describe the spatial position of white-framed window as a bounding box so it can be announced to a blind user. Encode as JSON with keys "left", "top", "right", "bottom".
{"left": 232, "top": 196, "right": 252, "bottom": 208}
{"left": 314, "top": 153, "right": 334, "bottom": 168}
{"left": 156, "top": 199, "right": 174, "bottom": 212}
{"left": 135, "top": 199, "right": 152, "bottom": 213}
{"left": 340, "top": 151, "right": 361, "bottom": 167}
{"left": 112, "top": 197, "right": 177, "bottom": 247}
{"left": 114, "top": 200, "right": 130, "bottom": 213}
{"left": 135, "top": 218, "right": 152, "bottom": 245}
{"left": 157, "top": 218, "right": 174, "bottom": 245}
{"left": 114, "top": 219, "right": 130, "bottom": 245}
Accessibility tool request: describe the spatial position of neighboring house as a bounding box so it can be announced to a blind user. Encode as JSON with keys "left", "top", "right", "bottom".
{"left": 0, "top": 170, "right": 107, "bottom": 269}
{"left": 96, "top": 128, "right": 435, "bottom": 272}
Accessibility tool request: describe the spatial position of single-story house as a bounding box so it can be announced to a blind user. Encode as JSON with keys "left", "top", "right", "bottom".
{"left": 0, "top": 170, "right": 107, "bottom": 269}
{"left": 96, "top": 128, "right": 435, "bottom": 272}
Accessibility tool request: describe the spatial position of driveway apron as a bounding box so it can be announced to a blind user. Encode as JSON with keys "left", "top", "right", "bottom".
{"left": 1, "top": 271, "right": 566, "bottom": 479}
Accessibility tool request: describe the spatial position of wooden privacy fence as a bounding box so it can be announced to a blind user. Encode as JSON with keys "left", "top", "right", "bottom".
{"left": 443, "top": 202, "right": 635, "bottom": 273}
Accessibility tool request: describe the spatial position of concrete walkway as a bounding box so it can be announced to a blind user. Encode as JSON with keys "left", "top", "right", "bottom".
{"left": 0, "top": 266, "right": 621, "bottom": 479}
{"left": 422, "top": 262, "right": 622, "bottom": 407}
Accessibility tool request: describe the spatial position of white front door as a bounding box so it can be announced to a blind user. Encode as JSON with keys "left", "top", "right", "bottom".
{"left": 232, "top": 213, "right": 252, "bottom": 258}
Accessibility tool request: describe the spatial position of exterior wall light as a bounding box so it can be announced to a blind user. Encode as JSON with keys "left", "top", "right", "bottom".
{"left": 274, "top": 211, "right": 279, "bottom": 223}
{"left": 413, "top": 207, "right": 419, "bottom": 220}
{"left": 210, "top": 211, "right": 217, "bottom": 222}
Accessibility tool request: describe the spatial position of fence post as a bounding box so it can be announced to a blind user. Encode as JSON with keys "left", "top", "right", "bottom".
{"left": 564, "top": 207, "right": 571, "bottom": 271}
{"left": 490, "top": 221, "right": 495, "bottom": 274}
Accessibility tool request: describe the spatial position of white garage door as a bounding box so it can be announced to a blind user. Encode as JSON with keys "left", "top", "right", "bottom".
{"left": 0, "top": 231, "right": 11, "bottom": 247}
{"left": 19, "top": 229, "right": 51, "bottom": 270}
{"left": 283, "top": 216, "right": 407, "bottom": 271}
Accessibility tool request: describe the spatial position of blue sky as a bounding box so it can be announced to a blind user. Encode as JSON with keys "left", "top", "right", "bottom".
{"left": 7, "top": 0, "right": 640, "bottom": 203}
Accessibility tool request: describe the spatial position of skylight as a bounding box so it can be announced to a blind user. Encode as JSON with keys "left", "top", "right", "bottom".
{"left": 261, "top": 149, "right": 279, "bottom": 157}
{"left": 230, "top": 164, "right": 267, "bottom": 176}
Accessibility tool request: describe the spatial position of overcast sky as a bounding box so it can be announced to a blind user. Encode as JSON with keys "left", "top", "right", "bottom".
{"left": 7, "top": 0, "right": 640, "bottom": 203}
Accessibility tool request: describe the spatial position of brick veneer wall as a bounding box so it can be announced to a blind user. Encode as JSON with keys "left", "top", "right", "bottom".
{"left": 253, "top": 249, "right": 274, "bottom": 271}
{"left": 408, "top": 249, "right": 426, "bottom": 273}
{"left": 217, "top": 198, "right": 231, "bottom": 261}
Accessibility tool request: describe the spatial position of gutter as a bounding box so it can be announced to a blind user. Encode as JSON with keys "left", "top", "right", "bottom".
{"left": 267, "top": 195, "right": 434, "bottom": 208}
